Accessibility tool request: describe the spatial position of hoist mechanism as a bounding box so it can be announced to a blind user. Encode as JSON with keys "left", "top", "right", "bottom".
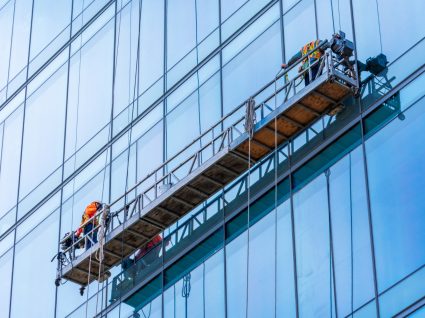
{"left": 54, "top": 35, "right": 360, "bottom": 294}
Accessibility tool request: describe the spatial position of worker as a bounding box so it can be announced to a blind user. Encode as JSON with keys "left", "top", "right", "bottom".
{"left": 134, "top": 235, "right": 164, "bottom": 264}
{"left": 281, "top": 39, "right": 327, "bottom": 86}
{"left": 122, "top": 235, "right": 168, "bottom": 280}
{"left": 75, "top": 201, "right": 104, "bottom": 250}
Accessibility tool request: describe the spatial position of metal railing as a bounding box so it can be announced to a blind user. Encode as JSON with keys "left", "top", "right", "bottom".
{"left": 57, "top": 44, "right": 358, "bottom": 277}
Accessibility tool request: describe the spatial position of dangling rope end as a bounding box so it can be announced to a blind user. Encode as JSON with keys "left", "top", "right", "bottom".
{"left": 95, "top": 204, "right": 110, "bottom": 282}
{"left": 244, "top": 97, "right": 256, "bottom": 140}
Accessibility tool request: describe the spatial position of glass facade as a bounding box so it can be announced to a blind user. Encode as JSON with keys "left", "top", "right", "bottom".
{"left": 0, "top": 0, "right": 424, "bottom": 317}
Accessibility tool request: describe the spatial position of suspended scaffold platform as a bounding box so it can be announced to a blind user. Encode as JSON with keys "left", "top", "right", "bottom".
{"left": 56, "top": 43, "right": 359, "bottom": 287}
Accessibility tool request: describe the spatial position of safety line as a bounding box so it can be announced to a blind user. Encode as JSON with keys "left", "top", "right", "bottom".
{"left": 349, "top": 153, "right": 354, "bottom": 315}
{"left": 273, "top": 64, "right": 279, "bottom": 318}
{"left": 374, "top": 0, "right": 383, "bottom": 53}
{"left": 329, "top": 0, "right": 336, "bottom": 33}
{"left": 337, "top": 0, "right": 342, "bottom": 31}
{"left": 245, "top": 102, "right": 253, "bottom": 318}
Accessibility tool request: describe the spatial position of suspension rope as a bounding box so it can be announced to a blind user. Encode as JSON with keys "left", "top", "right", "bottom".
{"left": 244, "top": 96, "right": 255, "bottom": 317}
{"left": 337, "top": 0, "right": 342, "bottom": 31}
{"left": 124, "top": 0, "right": 142, "bottom": 223}
{"left": 91, "top": 0, "right": 125, "bottom": 313}
{"left": 330, "top": 0, "right": 336, "bottom": 34}
{"left": 85, "top": 0, "right": 137, "bottom": 316}
{"left": 70, "top": 0, "right": 85, "bottom": 255}
{"left": 349, "top": 153, "right": 354, "bottom": 314}
{"left": 120, "top": 0, "right": 143, "bottom": 308}
{"left": 374, "top": 0, "right": 383, "bottom": 53}
{"left": 273, "top": 69, "right": 279, "bottom": 318}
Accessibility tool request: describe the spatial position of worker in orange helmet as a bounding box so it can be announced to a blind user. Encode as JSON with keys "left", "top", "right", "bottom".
{"left": 75, "top": 201, "right": 104, "bottom": 250}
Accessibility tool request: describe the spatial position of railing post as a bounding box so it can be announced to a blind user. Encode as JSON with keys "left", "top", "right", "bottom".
{"left": 154, "top": 171, "right": 158, "bottom": 200}
{"left": 308, "top": 56, "right": 312, "bottom": 85}
{"left": 329, "top": 52, "right": 335, "bottom": 77}
{"left": 212, "top": 128, "right": 215, "bottom": 155}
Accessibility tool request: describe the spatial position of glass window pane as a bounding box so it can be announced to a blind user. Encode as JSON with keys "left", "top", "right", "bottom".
{"left": 0, "top": 106, "right": 23, "bottom": 217}
{"left": 294, "top": 174, "right": 332, "bottom": 318}
{"left": 366, "top": 99, "right": 425, "bottom": 292}
{"left": 283, "top": 0, "right": 316, "bottom": 63}
{"left": 276, "top": 199, "right": 296, "bottom": 318}
{"left": 205, "top": 251, "right": 225, "bottom": 318}
{"left": 226, "top": 232, "right": 248, "bottom": 318}
{"left": 352, "top": 0, "right": 381, "bottom": 63}
{"left": 8, "top": 0, "right": 32, "bottom": 87}
{"left": 376, "top": 0, "right": 425, "bottom": 62}
{"left": 136, "top": 121, "right": 163, "bottom": 182}
{"left": 19, "top": 64, "right": 67, "bottom": 200}
{"left": 329, "top": 148, "right": 375, "bottom": 316}
{"left": 196, "top": 0, "right": 219, "bottom": 42}
{"left": 0, "top": 249, "right": 13, "bottom": 318}
{"left": 379, "top": 266, "right": 425, "bottom": 317}
{"left": 221, "top": 0, "right": 246, "bottom": 22}
{"left": 167, "top": 0, "right": 196, "bottom": 69}
{"left": 65, "top": 20, "right": 114, "bottom": 161}
{"left": 0, "top": 1, "right": 14, "bottom": 91}
{"left": 222, "top": 0, "right": 271, "bottom": 41}
{"left": 11, "top": 211, "right": 59, "bottom": 318}
{"left": 223, "top": 20, "right": 281, "bottom": 115}
{"left": 113, "top": 1, "right": 140, "bottom": 118}
{"left": 30, "top": 0, "right": 72, "bottom": 60}
{"left": 199, "top": 72, "right": 221, "bottom": 132}
{"left": 248, "top": 212, "right": 275, "bottom": 318}
{"left": 166, "top": 92, "right": 199, "bottom": 158}
{"left": 187, "top": 265, "right": 204, "bottom": 317}
{"left": 351, "top": 301, "right": 377, "bottom": 318}
{"left": 139, "top": 0, "right": 164, "bottom": 95}
{"left": 135, "top": 294, "right": 162, "bottom": 318}
{"left": 164, "top": 285, "right": 175, "bottom": 318}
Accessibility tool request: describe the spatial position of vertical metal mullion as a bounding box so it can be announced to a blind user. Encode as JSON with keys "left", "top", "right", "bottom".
{"left": 162, "top": 1, "right": 168, "bottom": 316}
{"left": 348, "top": 0, "right": 360, "bottom": 90}
{"left": 274, "top": 4, "right": 283, "bottom": 312}
{"left": 288, "top": 143, "right": 299, "bottom": 318}
{"left": 326, "top": 169, "right": 338, "bottom": 318}
{"left": 15, "top": 0, "right": 34, "bottom": 228}
{"left": 359, "top": 99, "right": 381, "bottom": 317}
{"left": 0, "top": 124, "right": 5, "bottom": 185}
{"left": 54, "top": 0, "right": 75, "bottom": 316}
{"left": 218, "top": 3, "right": 228, "bottom": 317}
{"left": 218, "top": 0, "right": 224, "bottom": 121}
{"left": 9, "top": 0, "right": 35, "bottom": 317}
{"left": 5, "top": 0, "right": 17, "bottom": 97}
{"left": 202, "top": 261, "right": 206, "bottom": 318}
{"left": 110, "top": 0, "right": 118, "bottom": 205}
{"left": 163, "top": 0, "right": 168, "bottom": 177}
{"left": 279, "top": 0, "right": 285, "bottom": 64}
{"left": 313, "top": 0, "right": 319, "bottom": 39}
{"left": 104, "top": 1, "right": 118, "bottom": 315}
